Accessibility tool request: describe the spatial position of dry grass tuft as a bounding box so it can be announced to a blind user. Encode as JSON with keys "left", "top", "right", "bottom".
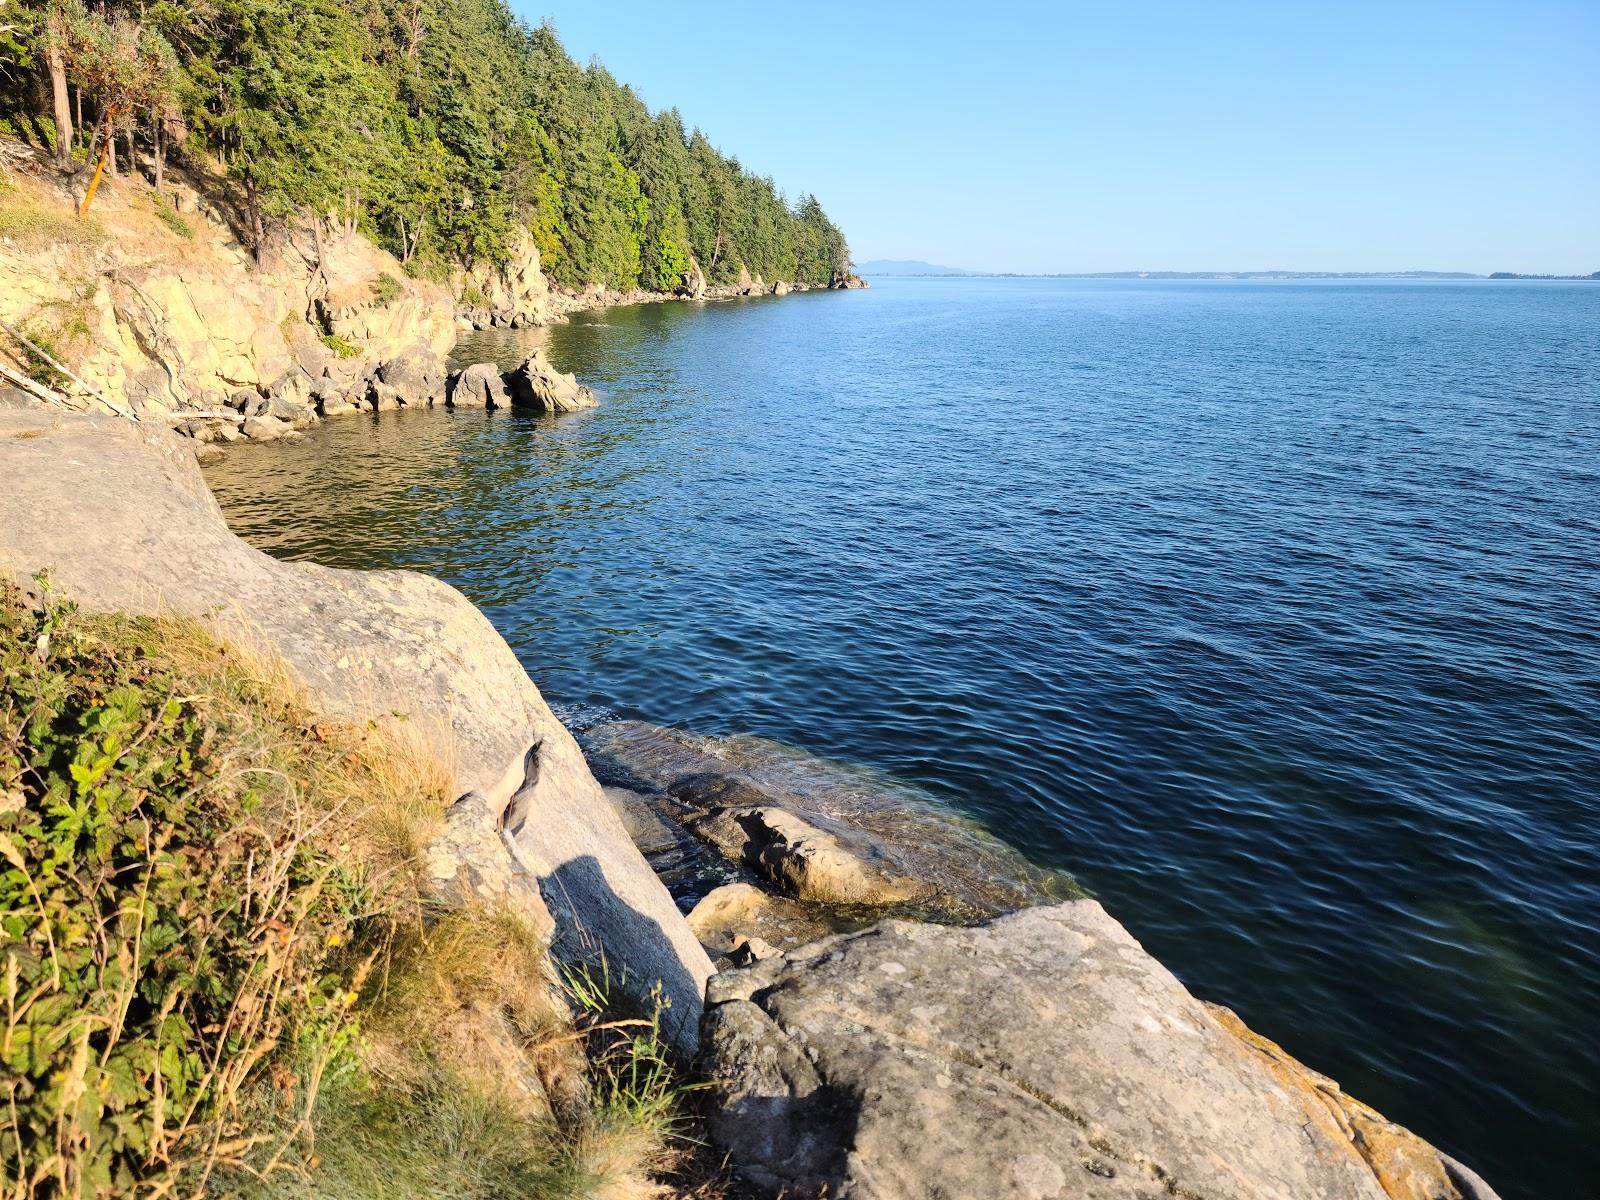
{"left": 0, "top": 190, "right": 106, "bottom": 252}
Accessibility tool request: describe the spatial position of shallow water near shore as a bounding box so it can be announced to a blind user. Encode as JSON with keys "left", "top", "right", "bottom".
{"left": 203, "top": 277, "right": 1600, "bottom": 1197}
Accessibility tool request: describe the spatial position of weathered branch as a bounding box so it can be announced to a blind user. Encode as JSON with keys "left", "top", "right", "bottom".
{"left": 0, "top": 319, "right": 139, "bottom": 421}
{"left": 0, "top": 359, "right": 85, "bottom": 412}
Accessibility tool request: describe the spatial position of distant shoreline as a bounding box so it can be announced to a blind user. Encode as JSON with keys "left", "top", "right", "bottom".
{"left": 861, "top": 269, "right": 1599, "bottom": 281}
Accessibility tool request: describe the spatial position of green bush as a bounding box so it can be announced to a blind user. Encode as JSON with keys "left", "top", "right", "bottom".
{"left": 152, "top": 197, "right": 195, "bottom": 240}
{"left": 369, "top": 272, "right": 402, "bottom": 307}
{"left": 0, "top": 580, "right": 366, "bottom": 1196}
{"left": 319, "top": 332, "right": 362, "bottom": 359}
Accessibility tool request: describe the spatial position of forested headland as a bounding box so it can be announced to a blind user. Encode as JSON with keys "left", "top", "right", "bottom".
{"left": 0, "top": 0, "right": 852, "bottom": 290}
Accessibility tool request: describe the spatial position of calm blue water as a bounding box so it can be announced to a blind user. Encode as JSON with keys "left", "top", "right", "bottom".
{"left": 204, "top": 278, "right": 1600, "bottom": 1197}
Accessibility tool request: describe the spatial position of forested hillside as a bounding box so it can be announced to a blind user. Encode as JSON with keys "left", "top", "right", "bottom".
{"left": 0, "top": 0, "right": 851, "bottom": 289}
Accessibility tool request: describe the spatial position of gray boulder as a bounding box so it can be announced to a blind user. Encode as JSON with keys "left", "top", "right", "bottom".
{"left": 448, "top": 361, "right": 511, "bottom": 409}
{"left": 310, "top": 379, "right": 363, "bottom": 417}
{"left": 241, "top": 413, "right": 292, "bottom": 441}
{"left": 264, "top": 393, "right": 316, "bottom": 426}
{"left": 504, "top": 350, "right": 597, "bottom": 413}
{"left": 366, "top": 379, "right": 405, "bottom": 411}
{"left": 0, "top": 410, "right": 714, "bottom": 1054}
{"left": 265, "top": 370, "right": 313, "bottom": 410}
{"left": 228, "top": 388, "right": 267, "bottom": 417}
{"left": 377, "top": 346, "right": 447, "bottom": 406}
{"left": 703, "top": 901, "right": 1501, "bottom": 1200}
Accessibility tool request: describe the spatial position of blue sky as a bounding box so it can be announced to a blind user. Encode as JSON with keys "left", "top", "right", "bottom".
{"left": 517, "top": 1, "right": 1598, "bottom": 274}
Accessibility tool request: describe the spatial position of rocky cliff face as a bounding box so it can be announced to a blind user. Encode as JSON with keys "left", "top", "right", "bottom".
{"left": 0, "top": 168, "right": 452, "bottom": 419}
{"left": 453, "top": 227, "right": 554, "bottom": 329}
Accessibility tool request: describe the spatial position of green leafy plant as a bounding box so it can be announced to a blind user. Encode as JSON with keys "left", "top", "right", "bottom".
{"left": 0, "top": 579, "right": 373, "bottom": 1195}
{"left": 0, "top": 579, "right": 725, "bottom": 1199}
{"left": 369, "top": 272, "right": 402, "bottom": 308}
{"left": 319, "top": 332, "right": 361, "bottom": 359}
{"left": 151, "top": 195, "right": 194, "bottom": 240}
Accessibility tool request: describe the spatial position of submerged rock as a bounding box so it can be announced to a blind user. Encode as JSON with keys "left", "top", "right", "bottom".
{"left": 687, "top": 802, "right": 928, "bottom": 906}
{"left": 703, "top": 901, "right": 1502, "bottom": 1200}
{"left": 603, "top": 786, "right": 682, "bottom": 857}
{"left": 582, "top": 719, "right": 1074, "bottom": 919}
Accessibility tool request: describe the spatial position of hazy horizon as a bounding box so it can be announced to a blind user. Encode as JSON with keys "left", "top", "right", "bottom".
{"left": 854, "top": 260, "right": 1595, "bottom": 276}
{"left": 525, "top": 0, "right": 1598, "bottom": 277}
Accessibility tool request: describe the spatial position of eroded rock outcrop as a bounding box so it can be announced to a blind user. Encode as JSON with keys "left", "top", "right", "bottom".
{"left": 0, "top": 169, "right": 452, "bottom": 423}
{"left": 448, "top": 361, "right": 513, "bottom": 409}
{"left": 454, "top": 228, "right": 554, "bottom": 329}
{"left": 376, "top": 346, "right": 449, "bottom": 408}
{"left": 0, "top": 409, "right": 712, "bottom": 1052}
{"left": 505, "top": 349, "right": 598, "bottom": 413}
{"left": 703, "top": 901, "right": 1501, "bottom": 1200}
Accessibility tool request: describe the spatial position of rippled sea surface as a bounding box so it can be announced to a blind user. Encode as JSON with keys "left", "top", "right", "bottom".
{"left": 204, "top": 278, "right": 1600, "bottom": 1196}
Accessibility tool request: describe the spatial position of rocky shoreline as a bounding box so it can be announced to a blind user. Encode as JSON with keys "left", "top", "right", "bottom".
{"left": 0, "top": 404, "right": 1504, "bottom": 1200}
{"left": 0, "top": 154, "right": 866, "bottom": 447}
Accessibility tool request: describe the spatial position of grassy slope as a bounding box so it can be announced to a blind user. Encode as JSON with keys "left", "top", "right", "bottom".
{"left": 0, "top": 577, "right": 716, "bottom": 1199}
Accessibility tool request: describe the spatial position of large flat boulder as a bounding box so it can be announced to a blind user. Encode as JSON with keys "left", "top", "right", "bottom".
{"left": 0, "top": 410, "right": 713, "bottom": 1053}
{"left": 703, "top": 901, "right": 1500, "bottom": 1200}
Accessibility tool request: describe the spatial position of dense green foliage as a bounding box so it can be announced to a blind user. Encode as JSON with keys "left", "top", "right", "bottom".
{"left": 5, "top": 0, "right": 850, "bottom": 289}
{"left": 0, "top": 580, "right": 365, "bottom": 1194}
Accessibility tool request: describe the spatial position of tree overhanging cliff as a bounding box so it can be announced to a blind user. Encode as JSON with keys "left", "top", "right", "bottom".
{"left": 0, "top": 0, "right": 852, "bottom": 290}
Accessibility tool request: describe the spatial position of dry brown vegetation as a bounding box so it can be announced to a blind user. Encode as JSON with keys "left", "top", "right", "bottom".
{"left": 1, "top": 579, "right": 723, "bottom": 1199}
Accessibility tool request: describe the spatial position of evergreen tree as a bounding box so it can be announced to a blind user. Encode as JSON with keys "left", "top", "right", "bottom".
{"left": 3, "top": 0, "right": 850, "bottom": 284}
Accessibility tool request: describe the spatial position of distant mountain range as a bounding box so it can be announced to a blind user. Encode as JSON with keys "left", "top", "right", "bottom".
{"left": 855, "top": 260, "right": 978, "bottom": 276}
{"left": 856, "top": 263, "right": 1598, "bottom": 281}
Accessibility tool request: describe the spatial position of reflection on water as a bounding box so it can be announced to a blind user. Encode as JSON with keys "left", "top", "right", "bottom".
{"left": 203, "top": 279, "right": 1600, "bottom": 1198}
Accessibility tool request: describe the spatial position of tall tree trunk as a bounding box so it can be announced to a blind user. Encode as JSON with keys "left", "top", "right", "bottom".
{"left": 47, "top": 40, "right": 72, "bottom": 167}
{"left": 80, "top": 106, "right": 108, "bottom": 180}
{"left": 78, "top": 109, "right": 113, "bottom": 216}
{"left": 153, "top": 115, "right": 164, "bottom": 195}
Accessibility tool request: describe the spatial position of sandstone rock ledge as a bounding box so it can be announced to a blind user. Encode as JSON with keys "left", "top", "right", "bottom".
{"left": 702, "top": 902, "right": 1501, "bottom": 1200}
{"left": 0, "top": 409, "right": 711, "bottom": 1052}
